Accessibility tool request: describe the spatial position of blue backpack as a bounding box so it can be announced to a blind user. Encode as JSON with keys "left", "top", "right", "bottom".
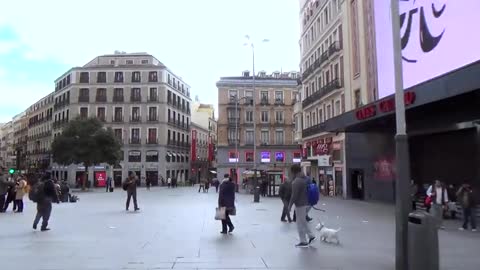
{"left": 307, "top": 183, "right": 320, "bottom": 206}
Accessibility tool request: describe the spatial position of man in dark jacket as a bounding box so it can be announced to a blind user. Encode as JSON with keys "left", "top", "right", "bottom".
{"left": 457, "top": 183, "right": 476, "bottom": 231}
{"left": 279, "top": 179, "right": 293, "bottom": 222}
{"left": 288, "top": 165, "right": 315, "bottom": 248}
{"left": 0, "top": 168, "right": 15, "bottom": 212}
{"left": 33, "top": 174, "right": 59, "bottom": 231}
{"left": 124, "top": 173, "right": 140, "bottom": 211}
{"left": 218, "top": 174, "right": 235, "bottom": 234}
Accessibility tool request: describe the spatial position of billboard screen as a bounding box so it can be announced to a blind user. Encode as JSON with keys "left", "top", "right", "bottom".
{"left": 375, "top": 0, "right": 480, "bottom": 98}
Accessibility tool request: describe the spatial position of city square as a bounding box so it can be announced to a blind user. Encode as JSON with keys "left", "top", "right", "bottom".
{"left": 1, "top": 187, "right": 479, "bottom": 270}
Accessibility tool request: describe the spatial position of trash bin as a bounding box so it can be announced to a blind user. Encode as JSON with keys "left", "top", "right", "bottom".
{"left": 408, "top": 211, "right": 439, "bottom": 270}
{"left": 254, "top": 186, "right": 260, "bottom": 203}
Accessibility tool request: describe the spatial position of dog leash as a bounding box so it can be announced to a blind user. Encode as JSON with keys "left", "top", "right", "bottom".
{"left": 312, "top": 206, "right": 326, "bottom": 212}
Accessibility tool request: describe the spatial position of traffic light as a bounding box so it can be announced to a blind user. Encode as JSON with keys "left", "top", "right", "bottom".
{"left": 8, "top": 168, "right": 15, "bottom": 175}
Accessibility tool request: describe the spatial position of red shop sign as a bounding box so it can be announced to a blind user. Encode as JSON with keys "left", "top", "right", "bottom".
{"left": 356, "top": 91, "right": 416, "bottom": 120}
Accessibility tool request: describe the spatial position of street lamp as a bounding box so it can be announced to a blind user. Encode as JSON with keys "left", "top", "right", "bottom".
{"left": 244, "top": 35, "right": 269, "bottom": 203}
{"left": 233, "top": 96, "right": 249, "bottom": 191}
{"left": 390, "top": 1, "right": 411, "bottom": 269}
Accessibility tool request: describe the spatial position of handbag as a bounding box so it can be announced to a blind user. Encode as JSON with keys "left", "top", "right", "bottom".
{"left": 215, "top": 207, "right": 226, "bottom": 220}
{"left": 424, "top": 196, "right": 432, "bottom": 207}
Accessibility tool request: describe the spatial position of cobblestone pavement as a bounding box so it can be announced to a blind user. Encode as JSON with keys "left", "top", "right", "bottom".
{"left": 0, "top": 187, "right": 478, "bottom": 270}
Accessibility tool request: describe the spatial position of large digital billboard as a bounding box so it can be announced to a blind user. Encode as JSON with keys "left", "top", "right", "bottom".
{"left": 375, "top": 0, "right": 480, "bottom": 98}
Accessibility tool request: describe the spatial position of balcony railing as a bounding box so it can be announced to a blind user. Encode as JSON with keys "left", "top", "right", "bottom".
{"left": 228, "top": 117, "right": 240, "bottom": 125}
{"left": 302, "top": 124, "right": 326, "bottom": 138}
{"left": 228, "top": 97, "right": 239, "bottom": 105}
{"left": 129, "top": 138, "right": 141, "bottom": 145}
{"left": 113, "top": 95, "right": 124, "bottom": 102}
{"left": 112, "top": 116, "right": 124, "bottom": 123}
{"left": 147, "top": 116, "right": 158, "bottom": 122}
{"left": 228, "top": 139, "right": 239, "bottom": 145}
{"left": 130, "top": 95, "right": 142, "bottom": 102}
{"left": 78, "top": 95, "right": 89, "bottom": 102}
{"left": 148, "top": 95, "right": 158, "bottom": 102}
{"left": 328, "top": 41, "right": 341, "bottom": 57}
{"left": 274, "top": 98, "right": 284, "bottom": 105}
{"left": 146, "top": 138, "right": 158, "bottom": 145}
{"left": 302, "top": 78, "right": 342, "bottom": 108}
{"left": 244, "top": 98, "right": 253, "bottom": 105}
{"left": 97, "top": 116, "right": 106, "bottom": 122}
{"left": 260, "top": 98, "right": 269, "bottom": 105}
{"left": 54, "top": 98, "right": 70, "bottom": 111}
{"left": 96, "top": 95, "right": 107, "bottom": 102}
{"left": 130, "top": 116, "right": 141, "bottom": 123}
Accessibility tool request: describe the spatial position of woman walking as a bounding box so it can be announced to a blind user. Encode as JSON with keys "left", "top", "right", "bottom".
{"left": 14, "top": 176, "right": 27, "bottom": 212}
{"left": 218, "top": 174, "right": 235, "bottom": 234}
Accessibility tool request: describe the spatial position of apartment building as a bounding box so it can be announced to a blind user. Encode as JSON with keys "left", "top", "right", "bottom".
{"left": 216, "top": 71, "right": 301, "bottom": 187}
{"left": 25, "top": 93, "right": 54, "bottom": 173}
{"left": 0, "top": 122, "right": 14, "bottom": 169}
{"left": 191, "top": 102, "right": 217, "bottom": 182}
{"left": 12, "top": 112, "right": 28, "bottom": 172}
{"left": 299, "top": 0, "right": 346, "bottom": 197}
{"left": 298, "top": 0, "right": 378, "bottom": 198}
{"left": 50, "top": 52, "right": 192, "bottom": 187}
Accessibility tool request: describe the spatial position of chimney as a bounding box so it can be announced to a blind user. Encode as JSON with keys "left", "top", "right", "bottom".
{"left": 242, "top": 70, "right": 250, "bottom": 77}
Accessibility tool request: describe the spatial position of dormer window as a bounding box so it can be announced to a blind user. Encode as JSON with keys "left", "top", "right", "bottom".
{"left": 242, "top": 70, "right": 250, "bottom": 77}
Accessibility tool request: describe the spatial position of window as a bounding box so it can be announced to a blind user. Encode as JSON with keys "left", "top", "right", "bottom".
{"left": 113, "top": 88, "right": 123, "bottom": 102}
{"left": 335, "top": 100, "right": 341, "bottom": 116}
{"left": 245, "top": 111, "right": 253, "bottom": 122}
{"left": 228, "top": 151, "right": 239, "bottom": 162}
{"left": 275, "top": 111, "right": 284, "bottom": 123}
{"left": 126, "top": 60, "right": 133, "bottom": 65}
{"left": 341, "top": 94, "right": 345, "bottom": 113}
{"left": 131, "top": 88, "right": 141, "bottom": 102}
{"left": 261, "top": 151, "right": 271, "bottom": 162}
{"left": 80, "top": 107, "right": 88, "bottom": 119}
{"left": 275, "top": 152, "right": 285, "bottom": 162}
{"left": 79, "top": 72, "right": 89, "bottom": 83}
{"left": 167, "top": 90, "right": 172, "bottom": 104}
{"left": 260, "top": 91, "right": 269, "bottom": 103}
{"left": 274, "top": 91, "right": 284, "bottom": 103}
{"left": 245, "top": 151, "right": 254, "bottom": 162}
{"left": 334, "top": 63, "right": 339, "bottom": 81}
{"left": 130, "top": 128, "right": 140, "bottom": 144}
{"left": 141, "top": 59, "right": 149, "bottom": 64}
{"left": 261, "top": 111, "right": 269, "bottom": 123}
{"left": 261, "top": 130, "right": 269, "bottom": 144}
{"left": 114, "top": 107, "right": 123, "bottom": 122}
{"left": 227, "top": 109, "right": 238, "bottom": 119}
{"left": 338, "top": 25, "right": 343, "bottom": 49}
{"left": 275, "top": 130, "right": 284, "bottom": 145}
{"left": 114, "top": 129, "right": 123, "bottom": 142}
{"left": 114, "top": 72, "right": 124, "bottom": 83}
{"left": 229, "top": 90, "right": 238, "bottom": 101}
{"left": 327, "top": 105, "right": 332, "bottom": 119}
{"left": 148, "top": 71, "right": 158, "bottom": 82}
{"left": 149, "top": 88, "right": 158, "bottom": 101}
{"left": 96, "top": 88, "right": 107, "bottom": 102}
{"left": 132, "top": 71, "right": 141, "bottom": 82}
{"left": 245, "top": 130, "right": 254, "bottom": 145}
{"left": 97, "top": 72, "right": 106, "bottom": 83}
{"left": 97, "top": 107, "right": 106, "bottom": 121}
{"left": 131, "top": 107, "right": 140, "bottom": 122}
{"left": 147, "top": 128, "right": 157, "bottom": 144}
{"left": 319, "top": 109, "right": 323, "bottom": 123}
{"left": 293, "top": 152, "right": 302, "bottom": 162}
{"left": 354, "top": 89, "right": 361, "bottom": 108}
{"left": 128, "top": 150, "right": 141, "bottom": 162}
{"left": 148, "top": 107, "right": 157, "bottom": 121}
{"left": 228, "top": 129, "right": 238, "bottom": 144}
{"left": 339, "top": 56, "right": 344, "bottom": 85}
{"left": 146, "top": 151, "right": 158, "bottom": 162}
{"left": 79, "top": 88, "right": 89, "bottom": 102}
{"left": 351, "top": 0, "right": 360, "bottom": 76}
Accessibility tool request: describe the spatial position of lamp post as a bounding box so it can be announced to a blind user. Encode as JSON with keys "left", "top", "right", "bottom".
{"left": 390, "top": 1, "right": 411, "bottom": 269}
{"left": 244, "top": 35, "right": 269, "bottom": 202}
{"left": 234, "top": 96, "right": 248, "bottom": 191}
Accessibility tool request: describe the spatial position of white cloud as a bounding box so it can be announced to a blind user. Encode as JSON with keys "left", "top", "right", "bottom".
{"left": 0, "top": 40, "right": 19, "bottom": 55}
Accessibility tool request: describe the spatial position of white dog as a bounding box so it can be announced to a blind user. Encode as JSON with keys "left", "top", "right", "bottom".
{"left": 315, "top": 222, "right": 341, "bottom": 244}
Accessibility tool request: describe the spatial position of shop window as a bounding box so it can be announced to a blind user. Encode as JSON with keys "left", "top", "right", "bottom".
{"left": 146, "top": 151, "right": 158, "bottom": 162}
{"left": 245, "top": 151, "right": 254, "bottom": 162}
{"left": 228, "top": 151, "right": 238, "bottom": 162}
{"left": 128, "top": 150, "right": 141, "bottom": 162}
{"left": 293, "top": 152, "right": 301, "bottom": 163}
{"left": 275, "top": 152, "right": 285, "bottom": 162}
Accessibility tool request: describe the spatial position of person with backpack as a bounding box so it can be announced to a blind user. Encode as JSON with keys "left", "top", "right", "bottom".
{"left": 426, "top": 180, "right": 449, "bottom": 229}
{"left": 31, "top": 174, "right": 59, "bottom": 231}
{"left": 0, "top": 168, "right": 15, "bottom": 213}
{"left": 456, "top": 183, "right": 476, "bottom": 232}
{"left": 288, "top": 164, "right": 316, "bottom": 248}
{"left": 279, "top": 178, "right": 293, "bottom": 222}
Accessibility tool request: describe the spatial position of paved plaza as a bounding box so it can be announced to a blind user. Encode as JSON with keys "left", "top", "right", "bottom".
{"left": 1, "top": 187, "right": 479, "bottom": 270}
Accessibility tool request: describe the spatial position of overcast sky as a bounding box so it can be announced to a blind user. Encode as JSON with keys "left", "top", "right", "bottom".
{"left": 0, "top": 0, "right": 300, "bottom": 122}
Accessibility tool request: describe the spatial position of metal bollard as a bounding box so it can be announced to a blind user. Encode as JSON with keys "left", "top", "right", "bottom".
{"left": 254, "top": 186, "right": 260, "bottom": 203}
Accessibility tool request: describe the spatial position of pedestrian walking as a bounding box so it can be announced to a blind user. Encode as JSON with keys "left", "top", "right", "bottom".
{"left": 218, "top": 174, "right": 235, "bottom": 234}
{"left": 205, "top": 179, "right": 210, "bottom": 193}
{"left": 106, "top": 177, "right": 112, "bottom": 192}
{"left": 411, "top": 180, "right": 418, "bottom": 211}
{"left": 14, "top": 176, "right": 27, "bottom": 212}
{"left": 146, "top": 177, "right": 151, "bottom": 190}
{"left": 167, "top": 177, "right": 172, "bottom": 188}
{"left": 213, "top": 178, "right": 220, "bottom": 193}
{"left": 426, "top": 180, "right": 449, "bottom": 229}
{"left": 198, "top": 179, "right": 205, "bottom": 193}
{"left": 32, "top": 174, "right": 59, "bottom": 231}
{"left": 457, "top": 183, "right": 476, "bottom": 231}
{"left": 288, "top": 164, "right": 315, "bottom": 247}
{"left": 123, "top": 173, "right": 140, "bottom": 211}
{"left": 4, "top": 180, "right": 17, "bottom": 212}
{"left": 0, "top": 168, "right": 15, "bottom": 213}
{"left": 279, "top": 178, "right": 293, "bottom": 222}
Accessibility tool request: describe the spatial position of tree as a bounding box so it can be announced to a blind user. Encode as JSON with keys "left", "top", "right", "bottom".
{"left": 51, "top": 117, "right": 122, "bottom": 190}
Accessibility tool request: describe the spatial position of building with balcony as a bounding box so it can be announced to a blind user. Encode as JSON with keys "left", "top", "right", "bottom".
{"left": 12, "top": 112, "right": 29, "bottom": 172}
{"left": 0, "top": 122, "right": 14, "bottom": 170}
{"left": 50, "top": 52, "right": 192, "bottom": 187}
{"left": 191, "top": 101, "right": 217, "bottom": 183}
{"left": 216, "top": 71, "right": 302, "bottom": 185}
{"left": 26, "top": 93, "right": 54, "bottom": 173}
{"left": 298, "top": 0, "right": 378, "bottom": 198}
